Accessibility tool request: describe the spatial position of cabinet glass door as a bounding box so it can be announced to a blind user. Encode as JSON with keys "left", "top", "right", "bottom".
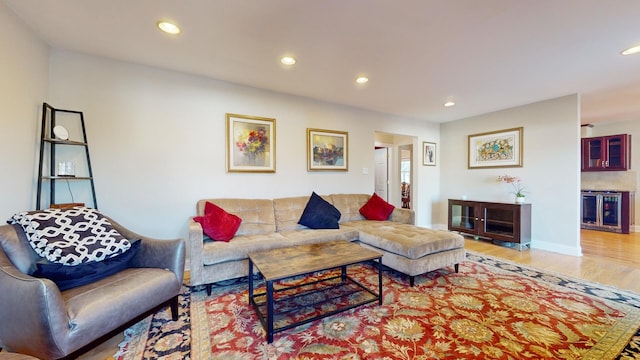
{"left": 585, "top": 138, "right": 603, "bottom": 169}
{"left": 581, "top": 194, "right": 597, "bottom": 224}
{"left": 602, "top": 194, "right": 621, "bottom": 227}
{"left": 450, "top": 203, "right": 475, "bottom": 231}
{"left": 483, "top": 207, "right": 514, "bottom": 238}
{"left": 605, "top": 135, "right": 627, "bottom": 169}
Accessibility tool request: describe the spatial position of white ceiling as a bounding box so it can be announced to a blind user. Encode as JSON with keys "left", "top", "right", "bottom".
{"left": 5, "top": 0, "right": 640, "bottom": 124}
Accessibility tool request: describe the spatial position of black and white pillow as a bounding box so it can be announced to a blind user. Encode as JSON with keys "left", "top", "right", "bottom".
{"left": 8, "top": 207, "right": 131, "bottom": 266}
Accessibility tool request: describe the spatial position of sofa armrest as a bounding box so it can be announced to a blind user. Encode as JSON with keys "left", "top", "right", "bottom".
{"left": 390, "top": 208, "right": 415, "bottom": 225}
{"left": 107, "top": 217, "right": 185, "bottom": 285}
{"left": 188, "top": 217, "right": 205, "bottom": 287}
{"left": 0, "top": 253, "right": 69, "bottom": 359}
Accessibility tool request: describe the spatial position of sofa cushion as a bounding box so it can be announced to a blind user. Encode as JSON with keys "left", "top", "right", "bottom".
{"left": 359, "top": 193, "right": 395, "bottom": 221}
{"left": 8, "top": 207, "right": 131, "bottom": 266}
{"left": 346, "top": 220, "right": 464, "bottom": 259}
{"left": 202, "top": 232, "right": 293, "bottom": 265}
{"left": 298, "top": 192, "right": 341, "bottom": 229}
{"left": 273, "top": 196, "right": 314, "bottom": 232}
{"left": 329, "top": 194, "right": 370, "bottom": 222}
{"left": 193, "top": 202, "right": 242, "bottom": 241}
{"left": 32, "top": 240, "right": 141, "bottom": 291}
{"left": 197, "top": 199, "right": 276, "bottom": 236}
{"left": 279, "top": 227, "right": 359, "bottom": 245}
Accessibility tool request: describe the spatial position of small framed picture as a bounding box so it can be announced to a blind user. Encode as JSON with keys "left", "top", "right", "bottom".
{"left": 226, "top": 113, "right": 276, "bottom": 173}
{"left": 307, "top": 128, "right": 348, "bottom": 171}
{"left": 423, "top": 142, "right": 436, "bottom": 166}
{"left": 468, "top": 127, "right": 523, "bottom": 169}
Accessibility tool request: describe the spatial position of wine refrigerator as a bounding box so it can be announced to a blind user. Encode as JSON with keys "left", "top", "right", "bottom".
{"left": 580, "top": 191, "right": 634, "bottom": 233}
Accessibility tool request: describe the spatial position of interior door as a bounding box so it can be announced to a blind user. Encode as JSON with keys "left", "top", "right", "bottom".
{"left": 374, "top": 147, "right": 388, "bottom": 201}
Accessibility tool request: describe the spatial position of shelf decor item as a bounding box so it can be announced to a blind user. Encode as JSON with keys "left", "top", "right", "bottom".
{"left": 468, "top": 127, "right": 523, "bottom": 168}
{"left": 307, "top": 128, "right": 348, "bottom": 171}
{"left": 226, "top": 113, "right": 276, "bottom": 173}
{"left": 422, "top": 142, "right": 436, "bottom": 166}
{"left": 496, "top": 174, "right": 526, "bottom": 203}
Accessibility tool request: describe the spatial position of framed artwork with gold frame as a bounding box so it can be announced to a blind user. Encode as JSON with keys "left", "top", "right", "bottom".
{"left": 307, "top": 128, "right": 348, "bottom": 171}
{"left": 226, "top": 113, "right": 276, "bottom": 173}
{"left": 468, "top": 127, "right": 523, "bottom": 169}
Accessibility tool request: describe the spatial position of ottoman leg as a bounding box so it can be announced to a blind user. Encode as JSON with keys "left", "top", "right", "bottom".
{"left": 455, "top": 264, "right": 459, "bottom": 273}
{"left": 409, "top": 275, "right": 415, "bottom": 287}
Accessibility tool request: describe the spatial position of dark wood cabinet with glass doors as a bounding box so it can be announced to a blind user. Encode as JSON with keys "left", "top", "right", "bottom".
{"left": 448, "top": 199, "right": 531, "bottom": 250}
{"left": 581, "top": 134, "right": 631, "bottom": 171}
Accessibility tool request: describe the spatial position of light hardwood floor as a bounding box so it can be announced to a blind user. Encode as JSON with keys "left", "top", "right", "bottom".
{"left": 15, "top": 229, "right": 640, "bottom": 359}
{"left": 466, "top": 229, "right": 640, "bottom": 293}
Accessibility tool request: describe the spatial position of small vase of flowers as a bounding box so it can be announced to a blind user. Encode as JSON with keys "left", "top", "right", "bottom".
{"left": 496, "top": 174, "right": 526, "bottom": 203}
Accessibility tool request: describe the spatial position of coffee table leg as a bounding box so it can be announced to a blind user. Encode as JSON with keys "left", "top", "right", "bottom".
{"left": 267, "top": 280, "right": 274, "bottom": 343}
{"left": 248, "top": 259, "right": 254, "bottom": 305}
{"left": 377, "top": 257, "right": 383, "bottom": 305}
{"left": 341, "top": 265, "right": 347, "bottom": 282}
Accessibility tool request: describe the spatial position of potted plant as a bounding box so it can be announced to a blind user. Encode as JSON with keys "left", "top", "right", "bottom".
{"left": 497, "top": 174, "right": 526, "bottom": 203}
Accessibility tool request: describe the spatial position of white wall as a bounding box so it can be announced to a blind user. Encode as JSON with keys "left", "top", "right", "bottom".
{"left": 0, "top": 2, "right": 49, "bottom": 221}
{"left": 47, "top": 50, "right": 441, "bottom": 239}
{"left": 440, "top": 95, "right": 582, "bottom": 255}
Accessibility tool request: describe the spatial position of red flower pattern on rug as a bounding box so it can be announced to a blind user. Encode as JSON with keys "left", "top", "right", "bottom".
{"left": 189, "top": 259, "right": 639, "bottom": 359}
{"left": 115, "top": 252, "right": 640, "bottom": 359}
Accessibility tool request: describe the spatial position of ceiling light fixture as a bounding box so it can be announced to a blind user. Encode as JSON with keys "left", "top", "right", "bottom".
{"left": 280, "top": 56, "right": 296, "bottom": 65}
{"left": 444, "top": 101, "right": 456, "bottom": 107}
{"left": 355, "top": 76, "right": 369, "bottom": 84}
{"left": 621, "top": 45, "right": 640, "bottom": 56}
{"left": 157, "top": 20, "right": 181, "bottom": 35}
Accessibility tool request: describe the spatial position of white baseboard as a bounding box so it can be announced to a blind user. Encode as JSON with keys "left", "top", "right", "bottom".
{"left": 530, "top": 240, "right": 582, "bottom": 257}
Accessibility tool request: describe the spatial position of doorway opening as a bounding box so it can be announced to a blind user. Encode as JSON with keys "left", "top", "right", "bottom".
{"left": 374, "top": 132, "right": 416, "bottom": 209}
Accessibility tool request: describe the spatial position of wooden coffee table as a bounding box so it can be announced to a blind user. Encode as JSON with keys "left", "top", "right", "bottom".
{"left": 248, "top": 240, "right": 383, "bottom": 343}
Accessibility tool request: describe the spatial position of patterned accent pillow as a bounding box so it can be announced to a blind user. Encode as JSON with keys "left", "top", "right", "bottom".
{"left": 8, "top": 207, "right": 131, "bottom": 266}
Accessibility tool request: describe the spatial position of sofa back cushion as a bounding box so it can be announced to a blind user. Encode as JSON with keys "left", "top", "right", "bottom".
{"left": 273, "top": 196, "right": 311, "bottom": 232}
{"left": 197, "top": 199, "right": 276, "bottom": 236}
{"left": 329, "top": 194, "right": 370, "bottom": 222}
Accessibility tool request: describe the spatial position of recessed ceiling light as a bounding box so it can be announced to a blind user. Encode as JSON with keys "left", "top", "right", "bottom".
{"left": 444, "top": 101, "right": 456, "bottom": 107}
{"left": 280, "top": 56, "right": 296, "bottom": 65}
{"left": 157, "top": 20, "right": 181, "bottom": 35}
{"left": 355, "top": 76, "right": 369, "bottom": 84}
{"left": 621, "top": 45, "right": 640, "bottom": 56}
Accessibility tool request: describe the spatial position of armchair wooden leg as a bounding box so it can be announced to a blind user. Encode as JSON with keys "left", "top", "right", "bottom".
{"left": 206, "top": 284, "right": 212, "bottom": 296}
{"left": 170, "top": 296, "right": 179, "bottom": 321}
{"left": 455, "top": 263, "right": 459, "bottom": 273}
{"left": 409, "top": 275, "right": 415, "bottom": 287}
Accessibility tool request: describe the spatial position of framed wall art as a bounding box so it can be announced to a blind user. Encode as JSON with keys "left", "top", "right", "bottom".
{"left": 226, "top": 113, "right": 276, "bottom": 173}
{"left": 423, "top": 142, "right": 436, "bottom": 166}
{"left": 468, "top": 127, "right": 523, "bottom": 169}
{"left": 307, "top": 128, "right": 348, "bottom": 171}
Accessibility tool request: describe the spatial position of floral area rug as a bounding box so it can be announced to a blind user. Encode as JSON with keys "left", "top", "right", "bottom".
{"left": 115, "top": 252, "right": 640, "bottom": 359}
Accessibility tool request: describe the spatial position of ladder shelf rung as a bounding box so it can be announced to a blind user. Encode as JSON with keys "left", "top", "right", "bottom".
{"left": 43, "top": 138, "right": 88, "bottom": 146}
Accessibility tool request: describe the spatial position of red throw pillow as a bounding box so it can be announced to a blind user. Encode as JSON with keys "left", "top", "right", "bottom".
{"left": 193, "top": 202, "right": 242, "bottom": 242}
{"left": 359, "top": 193, "right": 395, "bottom": 221}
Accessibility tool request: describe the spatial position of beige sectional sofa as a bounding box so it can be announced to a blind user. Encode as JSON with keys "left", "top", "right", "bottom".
{"left": 188, "top": 193, "right": 465, "bottom": 293}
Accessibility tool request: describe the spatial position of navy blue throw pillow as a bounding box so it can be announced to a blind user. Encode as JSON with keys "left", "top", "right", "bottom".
{"left": 298, "top": 192, "right": 341, "bottom": 229}
{"left": 31, "top": 240, "right": 141, "bottom": 291}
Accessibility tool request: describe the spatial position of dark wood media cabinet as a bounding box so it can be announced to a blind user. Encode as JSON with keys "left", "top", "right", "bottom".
{"left": 448, "top": 199, "right": 531, "bottom": 250}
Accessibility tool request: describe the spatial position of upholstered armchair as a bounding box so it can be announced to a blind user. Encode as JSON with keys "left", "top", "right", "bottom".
{"left": 0, "top": 211, "right": 185, "bottom": 360}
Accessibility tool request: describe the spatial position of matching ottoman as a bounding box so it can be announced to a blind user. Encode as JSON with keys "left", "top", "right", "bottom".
{"left": 345, "top": 220, "right": 466, "bottom": 286}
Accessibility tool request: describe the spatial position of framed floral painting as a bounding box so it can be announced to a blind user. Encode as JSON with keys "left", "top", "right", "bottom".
{"left": 468, "top": 127, "right": 523, "bottom": 169}
{"left": 307, "top": 128, "right": 348, "bottom": 171}
{"left": 226, "top": 113, "right": 276, "bottom": 173}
